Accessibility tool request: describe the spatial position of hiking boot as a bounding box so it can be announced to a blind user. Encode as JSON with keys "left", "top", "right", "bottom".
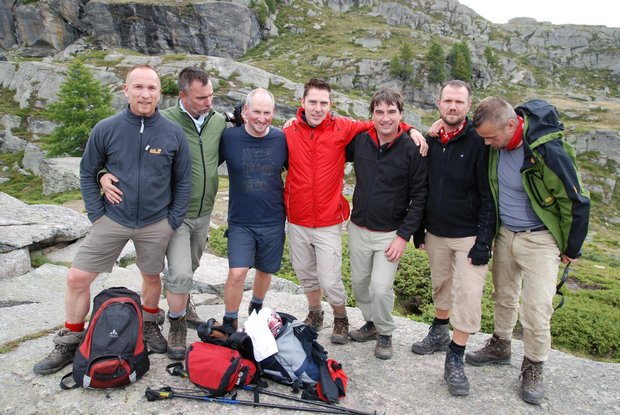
{"left": 33, "top": 328, "right": 83, "bottom": 375}
{"left": 520, "top": 357, "right": 545, "bottom": 404}
{"left": 349, "top": 321, "right": 378, "bottom": 342}
{"left": 248, "top": 301, "right": 263, "bottom": 316}
{"left": 223, "top": 316, "right": 238, "bottom": 332}
{"left": 166, "top": 315, "right": 187, "bottom": 361}
{"left": 411, "top": 324, "right": 450, "bottom": 355}
{"left": 185, "top": 295, "right": 206, "bottom": 330}
{"left": 444, "top": 351, "right": 470, "bottom": 396}
{"left": 465, "top": 333, "right": 511, "bottom": 366}
{"left": 157, "top": 308, "right": 165, "bottom": 325}
{"left": 330, "top": 316, "right": 349, "bottom": 345}
{"left": 375, "top": 335, "right": 393, "bottom": 360}
{"left": 143, "top": 311, "right": 167, "bottom": 353}
{"left": 303, "top": 310, "right": 324, "bottom": 331}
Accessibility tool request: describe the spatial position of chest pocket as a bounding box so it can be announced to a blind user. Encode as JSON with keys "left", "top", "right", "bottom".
{"left": 144, "top": 136, "right": 175, "bottom": 178}
{"left": 524, "top": 153, "right": 556, "bottom": 209}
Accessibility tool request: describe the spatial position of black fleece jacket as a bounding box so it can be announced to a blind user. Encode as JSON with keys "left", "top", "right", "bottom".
{"left": 414, "top": 119, "right": 495, "bottom": 247}
{"left": 346, "top": 129, "right": 427, "bottom": 241}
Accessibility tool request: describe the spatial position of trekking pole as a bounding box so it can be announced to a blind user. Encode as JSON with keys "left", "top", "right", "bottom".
{"left": 241, "top": 385, "right": 382, "bottom": 415}
{"left": 145, "top": 387, "right": 370, "bottom": 414}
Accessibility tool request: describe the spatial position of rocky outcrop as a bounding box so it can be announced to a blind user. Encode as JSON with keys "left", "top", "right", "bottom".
{"left": 39, "top": 157, "right": 81, "bottom": 195}
{"left": 0, "top": 191, "right": 90, "bottom": 256}
{"left": 2, "top": 0, "right": 267, "bottom": 58}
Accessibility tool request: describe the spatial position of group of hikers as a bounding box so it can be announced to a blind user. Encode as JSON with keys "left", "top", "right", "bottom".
{"left": 32, "top": 64, "right": 590, "bottom": 405}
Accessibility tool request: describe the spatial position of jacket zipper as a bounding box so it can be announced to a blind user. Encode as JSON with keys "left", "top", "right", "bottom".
{"left": 137, "top": 118, "right": 145, "bottom": 226}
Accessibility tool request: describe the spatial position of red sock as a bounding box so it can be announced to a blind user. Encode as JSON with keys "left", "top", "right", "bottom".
{"left": 65, "top": 322, "right": 85, "bottom": 332}
{"left": 142, "top": 305, "right": 159, "bottom": 314}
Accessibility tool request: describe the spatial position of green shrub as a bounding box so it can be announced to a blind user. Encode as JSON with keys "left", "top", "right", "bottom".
{"left": 161, "top": 76, "right": 179, "bottom": 96}
{"left": 393, "top": 247, "right": 432, "bottom": 314}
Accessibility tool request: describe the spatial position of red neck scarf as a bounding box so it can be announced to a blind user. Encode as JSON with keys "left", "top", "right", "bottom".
{"left": 506, "top": 116, "right": 524, "bottom": 151}
{"left": 439, "top": 119, "right": 467, "bottom": 145}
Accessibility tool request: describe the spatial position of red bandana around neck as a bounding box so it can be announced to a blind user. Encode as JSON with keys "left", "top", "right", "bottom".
{"left": 439, "top": 119, "right": 467, "bottom": 145}
{"left": 505, "top": 116, "right": 524, "bottom": 151}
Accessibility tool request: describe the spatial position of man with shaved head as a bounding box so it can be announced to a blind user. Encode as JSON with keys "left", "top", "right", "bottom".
{"left": 219, "top": 88, "right": 288, "bottom": 330}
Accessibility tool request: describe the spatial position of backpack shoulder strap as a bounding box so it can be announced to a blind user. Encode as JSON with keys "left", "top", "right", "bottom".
{"left": 60, "top": 372, "right": 78, "bottom": 390}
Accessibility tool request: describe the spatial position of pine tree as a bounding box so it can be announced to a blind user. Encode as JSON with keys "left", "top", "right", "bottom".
{"left": 44, "top": 61, "right": 114, "bottom": 157}
{"left": 389, "top": 43, "right": 414, "bottom": 80}
{"left": 425, "top": 40, "right": 446, "bottom": 84}
{"left": 449, "top": 42, "right": 473, "bottom": 82}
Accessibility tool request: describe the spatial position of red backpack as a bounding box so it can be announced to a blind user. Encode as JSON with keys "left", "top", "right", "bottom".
{"left": 61, "top": 287, "right": 150, "bottom": 389}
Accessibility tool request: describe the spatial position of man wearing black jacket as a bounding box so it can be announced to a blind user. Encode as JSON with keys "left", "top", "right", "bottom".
{"left": 410, "top": 80, "right": 495, "bottom": 396}
{"left": 346, "top": 87, "right": 427, "bottom": 360}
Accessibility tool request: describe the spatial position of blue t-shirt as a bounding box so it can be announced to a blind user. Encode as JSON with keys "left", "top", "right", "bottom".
{"left": 219, "top": 126, "right": 287, "bottom": 226}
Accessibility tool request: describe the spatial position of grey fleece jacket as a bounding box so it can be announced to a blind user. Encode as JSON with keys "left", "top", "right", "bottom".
{"left": 80, "top": 108, "right": 192, "bottom": 230}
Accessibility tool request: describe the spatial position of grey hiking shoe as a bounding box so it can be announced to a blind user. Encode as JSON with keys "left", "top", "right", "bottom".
{"left": 186, "top": 295, "right": 206, "bottom": 330}
{"left": 33, "top": 328, "right": 83, "bottom": 375}
{"left": 465, "top": 333, "right": 511, "bottom": 366}
{"left": 411, "top": 324, "right": 450, "bottom": 355}
{"left": 248, "top": 301, "right": 263, "bottom": 316}
{"left": 143, "top": 311, "right": 167, "bottom": 353}
{"left": 375, "top": 335, "right": 393, "bottom": 360}
{"left": 304, "top": 310, "right": 324, "bottom": 331}
{"left": 444, "top": 351, "right": 470, "bottom": 396}
{"left": 331, "top": 316, "right": 349, "bottom": 344}
{"left": 520, "top": 357, "right": 545, "bottom": 404}
{"left": 349, "top": 321, "right": 378, "bottom": 342}
{"left": 166, "top": 315, "right": 187, "bottom": 361}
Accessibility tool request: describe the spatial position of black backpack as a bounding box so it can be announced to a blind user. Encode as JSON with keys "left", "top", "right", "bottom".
{"left": 61, "top": 287, "right": 150, "bottom": 389}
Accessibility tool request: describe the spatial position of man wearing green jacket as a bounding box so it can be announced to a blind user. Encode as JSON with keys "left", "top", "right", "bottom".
{"left": 101, "top": 67, "right": 227, "bottom": 360}
{"left": 467, "top": 97, "right": 590, "bottom": 404}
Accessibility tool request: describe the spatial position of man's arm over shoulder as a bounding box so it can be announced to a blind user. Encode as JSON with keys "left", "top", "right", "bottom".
{"left": 168, "top": 126, "right": 192, "bottom": 230}
{"left": 540, "top": 140, "right": 590, "bottom": 259}
{"left": 80, "top": 123, "right": 108, "bottom": 223}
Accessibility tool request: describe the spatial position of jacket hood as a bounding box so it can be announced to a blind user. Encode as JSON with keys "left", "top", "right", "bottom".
{"left": 515, "top": 100, "right": 564, "bottom": 144}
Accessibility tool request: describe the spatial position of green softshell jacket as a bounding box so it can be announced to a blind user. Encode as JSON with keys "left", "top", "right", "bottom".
{"left": 488, "top": 99, "right": 590, "bottom": 259}
{"left": 161, "top": 101, "right": 226, "bottom": 219}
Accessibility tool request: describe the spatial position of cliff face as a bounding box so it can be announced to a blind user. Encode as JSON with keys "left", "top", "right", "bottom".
{"left": 1, "top": 0, "right": 264, "bottom": 58}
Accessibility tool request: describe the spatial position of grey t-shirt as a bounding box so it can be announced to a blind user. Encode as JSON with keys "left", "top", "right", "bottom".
{"left": 498, "top": 145, "right": 544, "bottom": 231}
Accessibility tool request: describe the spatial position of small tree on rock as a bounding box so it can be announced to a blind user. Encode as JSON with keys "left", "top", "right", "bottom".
{"left": 425, "top": 40, "right": 446, "bottom": 84}
{"left": 449, "top": 42, "right": 473, "bottom": 82}
{"left": 389, "top": 43, "right": 414, "bottom": 81}
{"left": 44, "top": 61, "right": 114, "bottom": 157}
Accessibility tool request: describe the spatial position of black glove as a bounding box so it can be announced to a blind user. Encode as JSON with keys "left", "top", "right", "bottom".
{"left": 468, "top": 240, "right": 491, "bottom": 266}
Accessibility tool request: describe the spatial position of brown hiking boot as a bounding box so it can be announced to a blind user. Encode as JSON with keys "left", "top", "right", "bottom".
{"left": 465, "top": 333, "right": 511, "bottom": 366}
{"left": 166, "top": 315, "right": 187, "bottom": 360}
{"left": 349, "top": 321, "right": 378, "bottom": 342}
{"left": 303, "top": 310, "right": 324, "bottom": 331}
{"left": 185, "top": 295, "right": 206, "bottom": 330}
{"left": 331, "top": 316, "right": 349, "bottom": 344}
{"left": 520, "top": 357, "right": 545, "bottom": 404}
{"left": 375, "top": 335, "right": 393, "bottom": 360}
{"left": 33, "top": 328, "right": 84, "bottom": 375}
{"left": 143, "top": 311, "right": 167, "bottom": 353}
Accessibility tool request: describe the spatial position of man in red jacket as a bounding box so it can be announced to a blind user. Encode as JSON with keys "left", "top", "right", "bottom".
{"left": 284, "top": 78, "right": 426, "bottom": 344}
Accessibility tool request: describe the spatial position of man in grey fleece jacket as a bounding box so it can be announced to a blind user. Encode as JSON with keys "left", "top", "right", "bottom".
{"left": 33, "top": 64, "right": 192, "bottom": 375}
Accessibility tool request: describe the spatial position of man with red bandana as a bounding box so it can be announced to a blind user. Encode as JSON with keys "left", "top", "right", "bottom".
{"left": 284, "top": 78, "right": 426, "bottom": 344}
{"left": 410, "top": 80, "right": 494, "bottom": 397}
{"left": 467, "top": 97, "right": 589, "bottom": 404}
{"left": 345, "top": 87, "right": 427, "bottom": 360}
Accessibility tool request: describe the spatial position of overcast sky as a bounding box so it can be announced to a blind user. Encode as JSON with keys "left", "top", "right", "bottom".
{"left": 459, "top": 0, "right": 619, "bottom": 28}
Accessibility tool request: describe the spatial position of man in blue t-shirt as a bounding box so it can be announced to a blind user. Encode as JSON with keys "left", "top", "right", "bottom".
{"left": 219, "top": 88, "right": 288, "bottom": 329}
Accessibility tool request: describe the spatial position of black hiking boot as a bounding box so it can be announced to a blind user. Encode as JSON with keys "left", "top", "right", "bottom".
{"left": 303, "top": 310, "right": 324, "bottom": 331}
{"left": 444, "top": 351, "right": 470, "bottom": 396}
{"left": 33, "top": 328, "right": 84, "bottom": 375}
{"left": 223, "top": 316, "right": 238, "bottom": 332}
{"left": 185, "top": 295, "right": 206, "bottom": 330}
{"left": 465, "top": 333, "right": 511, "bottom": 366}
{"left": 520, "top": 357, "right": 545, "bottom": 404}
{"left": 166, "top": 314, "right": 187, "bottom": 361}
{"left": 143, "top": 311, "right": 167, "bottom": 353}
{"left": 411, "top": 324, "right": 450, "bottom": 355}
{"left": 330, "top": 316, "right": 349, "bottom": 345}
{"left": 248, "top": 301, "right": 263, "bottom": 316}
{"left": 375, "top": 335, "right": 393, "bottom": 360}
{"left": 349, "top": 321, "right": 378, "bottom": 342}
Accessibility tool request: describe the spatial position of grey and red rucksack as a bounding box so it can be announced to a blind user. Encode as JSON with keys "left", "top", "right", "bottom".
{"left": 61, "top": 287, "right": 150, "bottom": 389}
